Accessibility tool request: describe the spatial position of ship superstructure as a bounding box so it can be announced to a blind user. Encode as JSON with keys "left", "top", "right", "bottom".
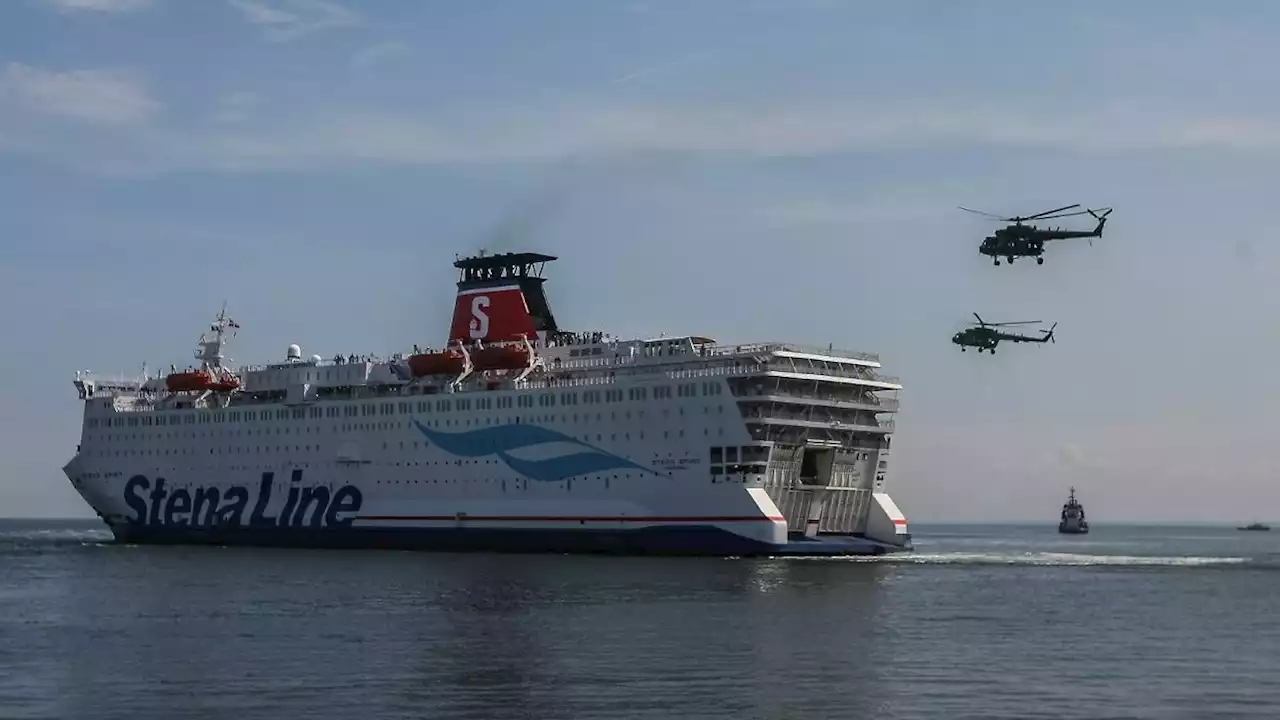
{"left": 65, "top": 251, "right": 911, "bottom": 556}
{"left": 1058, "top": 486, "right": 1089, "bottom": 535}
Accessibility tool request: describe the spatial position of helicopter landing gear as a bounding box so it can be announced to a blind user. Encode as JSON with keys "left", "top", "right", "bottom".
{"left": 1036, "top": 257, "right": 1044, "bottom": 265}
{"left": 993, "top": 259, "right": 1000, "bottom": 266}
{"left": 1006, "top": 256, "right": 1015, "bottom": 264}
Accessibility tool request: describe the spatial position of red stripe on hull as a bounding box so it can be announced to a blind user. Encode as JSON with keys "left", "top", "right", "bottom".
{"left": 358, "top": 515, "right": 787, "bottom": 523}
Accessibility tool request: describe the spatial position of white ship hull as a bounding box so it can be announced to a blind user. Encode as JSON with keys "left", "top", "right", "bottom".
{"left": 65, "top": 251, "right": 912, "bottom": 557}
{"left": 64, "top": 417, "right": 907, "bottom": 556}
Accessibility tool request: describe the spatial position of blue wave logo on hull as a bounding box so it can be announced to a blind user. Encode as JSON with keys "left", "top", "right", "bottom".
{"left": 412, "top": 419, "right": 658, "bottom": 482}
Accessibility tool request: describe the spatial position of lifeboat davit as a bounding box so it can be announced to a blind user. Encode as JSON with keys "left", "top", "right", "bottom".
{"left": 407, "top": 349, "right": 466, "bottom": 377}
{"left": 471, "top": 344, "right": 531, "bottom": 371}
{"left": 165, "top": 369, "right": 240, "bottom": 392}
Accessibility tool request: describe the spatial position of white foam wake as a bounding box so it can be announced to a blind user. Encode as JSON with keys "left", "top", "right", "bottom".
{"left": 788, "top": 551, "right": 1252, "bottom": 566}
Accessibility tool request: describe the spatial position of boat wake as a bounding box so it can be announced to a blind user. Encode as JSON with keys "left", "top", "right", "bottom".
{"left": 0, "top": 525, "right": 114, "bottom": 557}
{"left": 786, "top": 551, "right": 1254, "bottom": 567}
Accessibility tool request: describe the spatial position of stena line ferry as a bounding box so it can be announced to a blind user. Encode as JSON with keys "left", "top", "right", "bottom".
{"left": 64, "top": 251, "right": 911, "bottom": 556}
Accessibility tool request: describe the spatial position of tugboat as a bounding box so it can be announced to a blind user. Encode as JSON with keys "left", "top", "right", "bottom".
{"left": 1238, "top": 522, "right": 1271, "bottom": 532}
{"left": 1058, "top": 486, "right": 1089, "bottom": 534}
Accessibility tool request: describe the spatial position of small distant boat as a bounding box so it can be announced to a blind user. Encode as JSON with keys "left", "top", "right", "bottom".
{"left": 1058, "top": 486, "right": 1089, "bottom": 535}
{"left": 1238, "top": 522, "right": 1271, "bottom": 531}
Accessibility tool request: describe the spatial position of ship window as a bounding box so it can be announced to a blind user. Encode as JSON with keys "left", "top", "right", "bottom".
{"left": 710, "top": 447, "right": 723, "bottom": 463}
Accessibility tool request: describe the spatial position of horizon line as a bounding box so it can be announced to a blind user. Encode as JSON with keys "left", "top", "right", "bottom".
{"left": 0, "top": 516, "right": 1265, "bottom": 527}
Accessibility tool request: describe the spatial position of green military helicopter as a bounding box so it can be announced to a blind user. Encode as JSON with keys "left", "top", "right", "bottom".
{"left": 959, "top": 203, "right": 1113, "bottom": 266}
{"left": 953, "top": 314, "right": 1056, "bottom": 353}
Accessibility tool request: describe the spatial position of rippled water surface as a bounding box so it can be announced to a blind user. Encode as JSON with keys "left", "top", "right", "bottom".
{"left": 2, "top": 520, "right": 1278, "bottom": 719}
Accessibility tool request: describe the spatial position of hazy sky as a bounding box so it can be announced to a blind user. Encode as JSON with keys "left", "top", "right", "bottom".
{"left": 3, "top": 0, "right": 1279, "bottom": 523}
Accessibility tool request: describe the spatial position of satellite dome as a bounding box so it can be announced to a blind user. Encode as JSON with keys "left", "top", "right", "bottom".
{"left": 310, "top": 354, "right": 323, "bottom": 364}
{"left": 287, "top": 344, "right": 302, "bottom": 361}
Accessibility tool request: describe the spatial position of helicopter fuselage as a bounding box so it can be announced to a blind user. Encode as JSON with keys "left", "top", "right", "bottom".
{"left": 952, "top": 327, "right": 1053, "bottom": 353}
{"left": 980, "top": 236, "right": 1045, "bottom": 265}
{"left": 979, "top": 215, "right": 1108, "bottom": 266}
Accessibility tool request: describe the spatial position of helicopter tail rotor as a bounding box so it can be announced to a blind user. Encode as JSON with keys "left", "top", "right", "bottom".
{"left": 1043, "top": 322, "right": 1058, "bottom": 344}
{"left": 1085, "top": 207, "right": 1112, "bottom": 244}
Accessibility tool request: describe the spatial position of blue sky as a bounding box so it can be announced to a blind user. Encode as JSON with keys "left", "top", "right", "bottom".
{"left": 4, "top": 0, "right": 1280, "bottom": 522}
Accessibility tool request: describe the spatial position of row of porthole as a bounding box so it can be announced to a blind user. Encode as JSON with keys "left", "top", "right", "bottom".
{"left": 89, "top": 404, "right": 731, "bottom": 435}
{"left": 87, "top": 424, "right": 717, "bottom": 447}
{"left": 91, "top": 408, "right": 726, "bottom": 435}
{"left": 82, "top": 423, "right": 728, "bottom": 458}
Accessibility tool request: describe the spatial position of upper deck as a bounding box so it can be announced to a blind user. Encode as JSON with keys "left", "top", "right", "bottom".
{"left": 71, "top": 250, "right": 901, "bottom": 432}
{"left": 75, "top": 336, "right": 898, "bottom": 410}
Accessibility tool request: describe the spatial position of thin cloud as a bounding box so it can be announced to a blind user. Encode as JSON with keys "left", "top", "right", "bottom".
{"left": 351, "top": 41, "right": 413, "bottom": 69}
{"left": 9, "top": 92, "right": 1280, "bottom": 175}
{"left": 39, "top": 0, "right": 152, "bottom": 12}
{"left": 0, "top": 62, "right": 160, "bottom": 125}
{"left": 227, "top": 0, "right": 360, "bottom": 42}
{"left": 181, "top": 105, "right": 1280, "bottom": 172}
{"left": 213, "top": 91, "right": 258, "bottom": 124}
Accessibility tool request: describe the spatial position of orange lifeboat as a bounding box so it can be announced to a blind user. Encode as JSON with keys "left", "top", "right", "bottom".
{"left": 208, "top": 374, "right": 241, "bottom": 392}
{"left": 408, "top": 349, "right": 466, "bottom": 377}
{"left": 165, "top": 369, "right": 240, "bottom": 392}
{"left": 471, "top": 344, "right": 531, "bottom": 371}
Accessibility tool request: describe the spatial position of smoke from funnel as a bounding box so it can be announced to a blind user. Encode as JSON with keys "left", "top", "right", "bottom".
{"left": 476, "top": 186, "right": 567, "bottom": 255}
{"left": 470, "top": 154, "right": 594, "bottom": 256}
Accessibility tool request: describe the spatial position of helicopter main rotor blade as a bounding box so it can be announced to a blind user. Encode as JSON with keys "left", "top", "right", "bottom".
{"left": 1023, "top": 204, "right": 1080, "bottom": 220}
{"left": 983, "top": 320, "right": 1042, "bottom": 326}
{"left": 1032, "top": 209, "right": 1093, "bottom": 220}
{"left": 958, "top": 206, "right": 1008, "bottom": 220}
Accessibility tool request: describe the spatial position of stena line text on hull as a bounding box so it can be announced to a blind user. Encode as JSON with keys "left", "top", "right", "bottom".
{"left": 122, "top": 470, "right": 362, "bottom": 529}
